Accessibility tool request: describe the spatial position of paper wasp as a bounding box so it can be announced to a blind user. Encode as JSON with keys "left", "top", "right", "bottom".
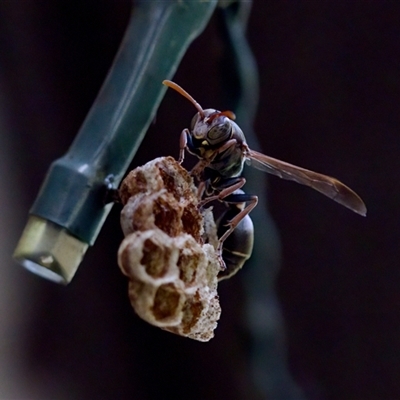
{"left": 163, "top": 80, "right": 366, "bottom": 279}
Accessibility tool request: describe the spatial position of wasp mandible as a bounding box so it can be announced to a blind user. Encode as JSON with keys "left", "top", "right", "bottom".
{"left": 163, "top": 80, "right": 367, "bottom": 279}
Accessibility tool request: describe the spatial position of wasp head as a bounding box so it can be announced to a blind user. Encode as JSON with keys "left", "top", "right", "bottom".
{"left": 190, "top": 109, "right": 236, "bottom": 146}
{"left": 162, "top": 80, "right": 236, "bottom": 148}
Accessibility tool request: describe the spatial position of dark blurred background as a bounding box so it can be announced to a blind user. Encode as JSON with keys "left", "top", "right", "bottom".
{"left": 1, "top": 1, "right": 399, "bottom": 399}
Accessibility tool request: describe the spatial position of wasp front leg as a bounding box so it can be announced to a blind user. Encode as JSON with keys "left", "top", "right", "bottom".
{"left": 178, "top": 128, "right": 189, "bottom": 164}
{"left": 191, "top": 138, "right": 238, "bottom": 181}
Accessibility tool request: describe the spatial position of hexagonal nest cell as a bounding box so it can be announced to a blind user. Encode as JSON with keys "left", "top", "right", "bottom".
{"left": 118, "top": 157, "right": 222, "bottom": 342}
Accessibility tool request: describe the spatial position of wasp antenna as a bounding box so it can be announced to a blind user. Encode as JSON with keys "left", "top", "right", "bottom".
{"left": 163, "top": 80, "right": 205, "bottom": 118}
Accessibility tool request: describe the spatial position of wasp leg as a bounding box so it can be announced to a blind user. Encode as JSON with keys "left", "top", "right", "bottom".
{"left": 198, "top": 176, "right": 246, "bottom": 207}
{"left": 196, "top": 180, "right": 206, "bottom": 199}
{"left": 178, "top": 128, "right": 189, "bottom": 164}
{"left": 189, "top": 138, "right": 238, "bottom": 180}
{"left": 216, "top": 192, "right": 258, "bottom": 255}
{"left": 211, "top": 138, "right": 238, "bottom": 155}
{"left": 190, "top": 159, "right": 211, "bottom": 180}
{"left": 198, "top": 176, "right": 258, "bottom": 269}
{"left": 217, "top": 204, "right": 254, "bottom": 281}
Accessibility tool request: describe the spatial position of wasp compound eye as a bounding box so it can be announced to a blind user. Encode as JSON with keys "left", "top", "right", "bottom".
{"left": 207, "top": 122, "right": 232, "bottom": 145}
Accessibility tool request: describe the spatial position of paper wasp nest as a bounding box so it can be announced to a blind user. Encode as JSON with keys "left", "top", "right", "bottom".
{"left": 118, "top": 157, "right": 222, "bottom": 342}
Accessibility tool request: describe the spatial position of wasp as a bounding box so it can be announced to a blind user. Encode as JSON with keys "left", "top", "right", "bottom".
{"left": 163, "top": 80, "right": 367, "bottom": 279}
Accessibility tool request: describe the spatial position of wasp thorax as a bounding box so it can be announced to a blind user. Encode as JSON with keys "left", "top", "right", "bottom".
{"left": 118, "top": 157, "right": 222, "bottom": 342}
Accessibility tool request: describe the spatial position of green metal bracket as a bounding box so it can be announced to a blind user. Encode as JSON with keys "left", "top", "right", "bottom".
{"left": 14, "top": 0, "right": 217, "bottom": 284}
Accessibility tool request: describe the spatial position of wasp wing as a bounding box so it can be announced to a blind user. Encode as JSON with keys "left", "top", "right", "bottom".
{"left": 245, "top": 149, "right": 367, "bottom": 216}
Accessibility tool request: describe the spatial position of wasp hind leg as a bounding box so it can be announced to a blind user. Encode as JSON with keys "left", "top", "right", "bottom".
{"left": 198, "top": 176, "right": 247, "bottom": 207}
{"left": 216, "top": 191, "right": 258, "bottom": 256}
{"left": 217, "top": 203, "right": 254, "bottom": 281}
{"left": 198, "top": 176, "right": 257, "bottom": 274}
